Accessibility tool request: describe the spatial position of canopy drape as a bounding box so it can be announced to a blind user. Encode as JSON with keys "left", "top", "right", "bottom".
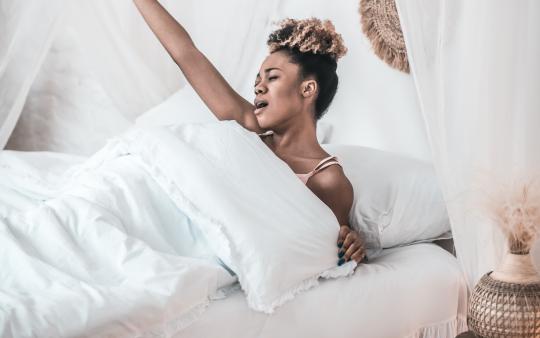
{"left": 396, "top": 0, "right": 540, "bottom": 287}
{"left": 0, "top": 0, "right": 64, "bottom": 148}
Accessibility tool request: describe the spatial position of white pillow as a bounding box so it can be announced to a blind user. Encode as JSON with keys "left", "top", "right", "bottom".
{"left": 322, "top": 144, "right": 451, "bottom": 251}
{"left": 135, "top": 85, "right": 217, "bottom": 126}
{"left": 135, "top": 85, "right": 332, "bottom": 143}
{"left": 123, "top": 121, "right": 355, "bottom": 314}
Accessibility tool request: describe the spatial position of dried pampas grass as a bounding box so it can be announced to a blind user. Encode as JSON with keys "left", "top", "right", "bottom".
{"left": 481, "top": 177, "right": 540, "bottom": 254}
{"left": 359, "top": 0, "right": 409, "bottom": 73}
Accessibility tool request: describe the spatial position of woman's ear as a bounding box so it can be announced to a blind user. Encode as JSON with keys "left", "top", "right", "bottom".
{"left": 301, "top": 79, "right": 318, "bottom": 98}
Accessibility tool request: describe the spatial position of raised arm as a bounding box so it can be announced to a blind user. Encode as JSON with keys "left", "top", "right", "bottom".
{"left": 133, "top": 0, "right": 261, "bottom": 132}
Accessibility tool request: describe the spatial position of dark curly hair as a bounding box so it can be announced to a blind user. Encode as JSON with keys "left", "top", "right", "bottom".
{"left": 267, "top": 18, "right": 347, "bottom": 120}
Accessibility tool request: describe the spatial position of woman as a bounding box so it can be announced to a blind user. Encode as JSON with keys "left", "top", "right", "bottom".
{"left": 133, "top": 0, "right": 366, "bottom": 265}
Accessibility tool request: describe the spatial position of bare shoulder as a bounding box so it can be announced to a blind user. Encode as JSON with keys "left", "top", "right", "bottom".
{"left": 307, "top": 164, "right": 354, "bottom": 225}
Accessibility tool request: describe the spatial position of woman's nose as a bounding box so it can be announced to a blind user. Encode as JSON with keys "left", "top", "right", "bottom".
{"left": 254, "top": 84, "right": 266, "bottom": 95}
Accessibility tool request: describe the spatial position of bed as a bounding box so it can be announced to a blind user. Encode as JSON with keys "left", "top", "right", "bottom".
{"left": 178, "top": 243, "right": 467, "bottom": 338}
{"left": 0, "top": 147, "right": 468, "bottom": 338}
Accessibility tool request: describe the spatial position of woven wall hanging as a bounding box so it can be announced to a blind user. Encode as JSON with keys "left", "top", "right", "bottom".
{"left": 359, "top": 0, "right": 410, "bottom": 73}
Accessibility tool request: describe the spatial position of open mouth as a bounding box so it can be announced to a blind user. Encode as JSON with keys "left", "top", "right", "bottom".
{"left": 254, "top": 100, "right": 269, "bottom": 114}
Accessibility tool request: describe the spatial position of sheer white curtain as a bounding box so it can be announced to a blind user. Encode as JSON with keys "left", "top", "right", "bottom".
{"left": 0, "top": 0, "right": 64, "bottom": 149}
{"left": 65, "top": 0, "right": 279, "bottom": 118}
{"left": 396, "top": 0, "right": 540, "bottom": 288}
{"left": 1, "top": 0, "right": 280, "bottom": 150}
{"left": 0, "top": 0, "right": 279, "bottom": 154}
{"left": 65, "top": 1, "right": 185, "bottom": 119}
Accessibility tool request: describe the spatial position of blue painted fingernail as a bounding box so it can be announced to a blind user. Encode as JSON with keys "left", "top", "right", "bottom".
{"left": 337, "top": 242, "right": 343, "bottom": 248}
{"left": 338, "top": 251, "right": 344, "bottom": 258}
{"left": 338, "top": 258, "right": 345, "bottom": 266}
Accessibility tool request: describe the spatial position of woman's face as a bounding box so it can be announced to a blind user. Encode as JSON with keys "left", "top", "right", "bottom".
{"left": 253, "top": 51, "right": 314, "bottom": 130}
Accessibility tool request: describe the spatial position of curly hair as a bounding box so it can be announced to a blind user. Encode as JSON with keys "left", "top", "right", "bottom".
{"left": 267, "top": 18, "right": 347, "bottom": 120}
{"left": 267, "top": 18, "right": 347, "bottom": 61}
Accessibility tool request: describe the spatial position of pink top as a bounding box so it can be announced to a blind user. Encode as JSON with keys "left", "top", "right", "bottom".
{"left": 258, "top": 131, "right": 341, "bottom": 184}
{"left": 294, "top": 155, "right": 342, "bottom": 184}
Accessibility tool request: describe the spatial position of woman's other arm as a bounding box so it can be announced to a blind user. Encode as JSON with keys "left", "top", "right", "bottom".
{"left": 309, "top": 167, "right": 366, "bottom": 265}
{"left": 133, "top": 0, "right": 261, "bottom": 132}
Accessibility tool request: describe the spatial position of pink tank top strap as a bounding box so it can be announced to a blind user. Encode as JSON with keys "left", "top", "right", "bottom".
{"left": 295, "top": 156, "right": 341, "bottom": 184}
{"left": 313, "top": 156, "right": 339, "bottom": 171}
{"left": 312, "top": 159, "right": 341, "bottom": 174}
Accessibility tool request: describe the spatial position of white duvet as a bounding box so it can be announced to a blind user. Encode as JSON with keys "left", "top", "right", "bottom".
{"left": 0, "top": 121, "right": 353, "bottom": 337}
{"left": 0, "top": 138, "right": 470, "bottom": 338}
{"left": 1, "top": 139, "right": 233, "bottom": 337}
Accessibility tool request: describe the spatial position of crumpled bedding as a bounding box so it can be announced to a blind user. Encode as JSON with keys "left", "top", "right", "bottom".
{"left": 0, "top": 144, "right": 236, "bottom": 337}
{"left": 0, "top": 128, "right": 469, "bottom": 338}
{"left": 0, "top": 120, "right": 352, "bottom": 337}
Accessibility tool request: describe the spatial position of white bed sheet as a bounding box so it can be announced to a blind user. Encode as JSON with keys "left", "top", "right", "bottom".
{"left": 0, "top": 150, "right": 468, "bottom": 338}
{"left": 177, "top": 243, "right": 468, "bottom": 338}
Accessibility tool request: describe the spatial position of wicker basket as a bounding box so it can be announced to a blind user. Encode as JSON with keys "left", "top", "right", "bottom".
{"left": 468, "top": 272, "right": 540, "bottom": 337}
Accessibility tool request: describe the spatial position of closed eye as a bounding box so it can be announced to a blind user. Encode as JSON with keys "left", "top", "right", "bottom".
{"left": 253, "top": 77, "right": 277, "bottom": 88}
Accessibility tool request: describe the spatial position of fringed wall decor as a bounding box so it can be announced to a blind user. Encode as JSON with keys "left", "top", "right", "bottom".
{"left": 359, "top": 0, "right": 409, "bottom": 73}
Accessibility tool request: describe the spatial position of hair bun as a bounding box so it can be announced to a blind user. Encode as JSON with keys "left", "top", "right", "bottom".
{"left": 267, "top": 18, "right": 348, "bottom": 62}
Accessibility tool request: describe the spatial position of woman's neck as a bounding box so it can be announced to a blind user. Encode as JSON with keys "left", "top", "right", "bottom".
{"left": 268, "top": 119, "right": 326, "bottom": 159}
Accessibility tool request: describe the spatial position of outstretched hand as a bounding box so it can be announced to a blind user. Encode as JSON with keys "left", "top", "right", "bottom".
{"left": 337, "top": 225, "right": 367, "bottom": 266}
